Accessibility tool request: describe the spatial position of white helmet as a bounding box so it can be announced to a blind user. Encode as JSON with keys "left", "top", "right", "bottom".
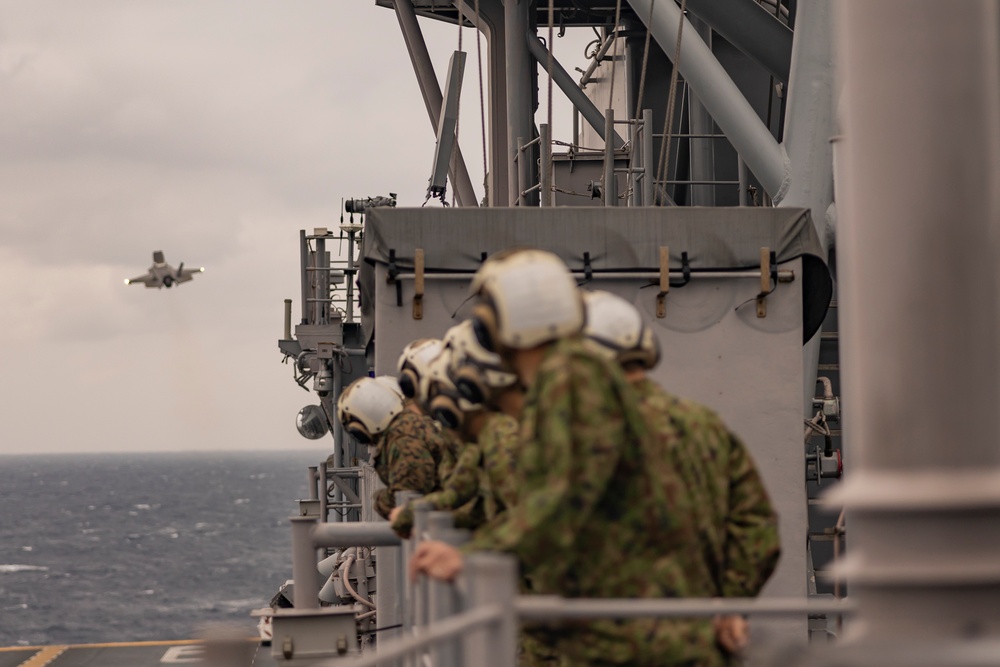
{"left": 443, "top": 321, "right": 518, "bottom": 405}
{"left": 471, "top": 249, "right": 584, "bottom": 352}
{"left": 424, "top": 348, "right": 480, "bottom": 431}
{"left": 581, "top": 290, "right": 660, "bottom": 370}
{"left": 396, "top": 338, "right": 445, "bottom": 401}
{"left": 336, "top": 376, "right": 405, "bottom": 444}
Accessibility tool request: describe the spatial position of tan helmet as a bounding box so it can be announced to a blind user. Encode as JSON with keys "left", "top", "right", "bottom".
{"left": 470, "top": 249, "right": 584, "bottom": 352}
{"left": 581, "top": 290, "right": 660, "bottom": 370}
{"left": 396, "top": 338, "right": 445, "bottom": 401}
{"left": 335, "top": 376, "right": 405, "bottom": 444}
{"left": 443, "top": 320, "right": 518, "bottom": 405}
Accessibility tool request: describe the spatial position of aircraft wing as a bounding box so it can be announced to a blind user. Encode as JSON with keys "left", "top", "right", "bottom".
{"left": 177, "top": 266, "right": 204, "bottom": 283}
{"left": 125, "top": 272, "right": 157, "bottom": 287}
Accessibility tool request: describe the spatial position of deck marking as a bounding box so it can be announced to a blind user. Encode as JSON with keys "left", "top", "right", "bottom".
{"left": 16, "top": 646, "right": 66, "bottom": 667}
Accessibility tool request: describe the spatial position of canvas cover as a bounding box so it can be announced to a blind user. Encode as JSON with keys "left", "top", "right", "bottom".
{"left": 359, "top": 207, "right": 832, "bottom": 345}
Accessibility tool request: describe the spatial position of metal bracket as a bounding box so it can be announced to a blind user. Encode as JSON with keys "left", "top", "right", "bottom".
{"left": 756, "top": 247, "right": 774, "bottom": 318}
{"left": 656, "top": 246, "right": 669, "bottom": 318}
{"left": 387, "top": 248, "right": 403, "bottom": 307}
{"left": 413, "top": 248, "right": 424, "bottom": 320}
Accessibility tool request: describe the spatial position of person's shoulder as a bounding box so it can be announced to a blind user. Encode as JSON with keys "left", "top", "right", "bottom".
{"left": 542, "top": 336, "right": 624, "bottom": 382}
{"left": 638, "top": 380, "right": 728, "bottom": 426}
{"left": 387, "top": 409, "right": 435, "bottom": 436}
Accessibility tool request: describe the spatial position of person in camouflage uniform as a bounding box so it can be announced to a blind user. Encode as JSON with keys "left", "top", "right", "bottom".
{"left": 581, "top": 290, "right": 782, "bottom": 657}
{"left": 391, "top": 322, "right": 523, "bottom": 536}
{"left": 410, "top": 250, "right": 722, "bottom": 667}
{"left": 336, "top": 375, "right": 453, "bottom": 521}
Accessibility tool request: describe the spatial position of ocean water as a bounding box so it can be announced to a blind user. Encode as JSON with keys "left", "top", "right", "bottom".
{"left": 0, "top": 450, "right": 323, "bottom": 647}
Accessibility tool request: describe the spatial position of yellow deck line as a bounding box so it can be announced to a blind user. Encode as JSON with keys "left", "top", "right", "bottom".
{"left": 0, "top": 639, "right": 202, "bottom": 653}
{"left": 15, "top": 646, "right": 66, "bottom": 667}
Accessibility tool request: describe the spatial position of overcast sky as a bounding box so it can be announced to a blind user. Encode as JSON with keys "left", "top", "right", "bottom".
{"left": 0, "top": 1, "right": 588, "bottom": 455}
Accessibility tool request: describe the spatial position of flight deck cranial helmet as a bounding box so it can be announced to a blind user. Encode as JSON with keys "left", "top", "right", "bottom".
{"left": 581, "top": 290, "right": 661, "bottom": 370}
{"left": 336, "top": 376, "right": 405, "bottom": 445}
{"left": 469, "top": 249, "right": 584, "bottom": 355}
{"left": 396, "top": 338, "right": 445, "bottom": 402}
{"left": 423, "top": 347, "right": 480, "bottom": 431}
{"left": 443, "top": 320, "right": 518, "bottom": 405}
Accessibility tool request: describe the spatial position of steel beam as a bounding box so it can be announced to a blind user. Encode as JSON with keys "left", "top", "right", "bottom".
{"left": 526, "top": 34, "right": 625, "bottom": 149}
{"left": 684, "top": 0, "right": 793, "bottom": 83}
{"left": 393, "top": 0, "right": 479, "bottom": 207}
{"left": 627, "top": 0, "right": 788, "bottom": 199}
{"left": 830, "top": 0, "right": 1000, "bottom": 642}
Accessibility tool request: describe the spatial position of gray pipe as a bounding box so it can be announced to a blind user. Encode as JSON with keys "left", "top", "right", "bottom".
{"left": 684, "top": 0, "right": 792, "bottom": 83}
{"left": 627, "top": 0, "right": 787, "bottom": 198}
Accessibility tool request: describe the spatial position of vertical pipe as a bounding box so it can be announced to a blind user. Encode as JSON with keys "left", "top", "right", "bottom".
{"left": 516, "top": 137, "right": 528, "bottom": 206}
{"left": 831, "top": 0, "right": 1000, "bottom": 642}
{"left": 687, "top": 17, "right": 716, "bottom": 206}
{"left": 315, "top": 237, "right": 328, "bottom": 326}
{"left": 738, "top": 157, "right": 748, "bottom": 206}
{"left": 642, "top": 109, "right": 654, "bottom": 206}
{"left": 604, "top": 109, "right": 617, "bottom": 207}
{"left": 318, "top": 460, "right": 330, "bottom": 524}
{"left": 345, "top": 229, "right": 356, "bottom": 324}
{"left": 283, "top": 299, "right": 292, "bottom": 339}
{"left": 299, "top": 230, "right": 308, "bottom": 324}
{"left": 307, "top": 466, "right": 319, "bottom": 501}
{"left": 464, "top": 554, "right": 518, "bottom": 667}
{"left": 504, "top": 0, "right": 535, "bottom": 206}
{"left": 539, "top": 124, "right": 552, "bottom": 207}
{"left": 290, "top": 516, "right": 320, "bottom": 610}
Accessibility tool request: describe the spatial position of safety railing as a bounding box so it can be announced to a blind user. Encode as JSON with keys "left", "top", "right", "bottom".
{"left": 277, "top": 502, "right": 854, "bottom": 667}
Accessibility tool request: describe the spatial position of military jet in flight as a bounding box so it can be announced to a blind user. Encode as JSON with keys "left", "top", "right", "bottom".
{"left": 124, "top": 251, "right": 204, "bottom": 289}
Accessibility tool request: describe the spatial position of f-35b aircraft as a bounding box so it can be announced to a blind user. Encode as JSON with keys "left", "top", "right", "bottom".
{"left": 124, "top": 251, "right": 204, "bottom": 289}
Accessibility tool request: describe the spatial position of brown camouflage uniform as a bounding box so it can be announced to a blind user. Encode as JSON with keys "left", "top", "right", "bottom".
{"left": 390, "top": 433, "right": 481, "bottom": 536}
{"left": 633, "top": 378, "right": 781, "bottom": 599}
{"left": 371, "top": 408, "right": 453, "bottom": 520}
{"left": 465, "top": 336, "right": 722, "bottom": 666}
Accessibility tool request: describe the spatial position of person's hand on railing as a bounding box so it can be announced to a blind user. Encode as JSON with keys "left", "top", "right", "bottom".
{"left": 713, "top": 615, "right": 749, "bottom": 655}
{"left": 409, "top": 540, "right": 464, "bottom": 582}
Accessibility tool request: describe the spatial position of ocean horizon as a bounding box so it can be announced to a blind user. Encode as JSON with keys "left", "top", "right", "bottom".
{"left": 0, "top": 449, "right": 325, "bottom": 647}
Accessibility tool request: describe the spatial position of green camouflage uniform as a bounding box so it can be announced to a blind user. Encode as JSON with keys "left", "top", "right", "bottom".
{"left": 391, "top": 413, "right": 520, "bottom": 536}
{"left": 371, "top": 409, "right": 452, "bottom": 520}
{"left": 633, "top": 378, "right": 780, "bottom": 599}
{"left": 477, "top": 412, "right": 521, "bottom": 520}
{"left": 466, "top": 337, "right": 721, "bottom": 667}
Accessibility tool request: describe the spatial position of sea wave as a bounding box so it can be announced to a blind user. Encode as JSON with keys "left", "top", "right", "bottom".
{"left": 0, "top": 564, "right": 49, "bottom": 574}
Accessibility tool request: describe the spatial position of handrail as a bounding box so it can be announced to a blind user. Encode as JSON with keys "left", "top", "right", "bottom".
{"left": 516, "top": 595, "right": 855, "bottom": 620}
{"left": 313, "top": 604, "right": 505, "bottom": 667}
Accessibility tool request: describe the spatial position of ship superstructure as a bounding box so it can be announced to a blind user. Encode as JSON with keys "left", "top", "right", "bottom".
{"left": 260, "top": 1, "right": 1000, "bottom": 665}
{"left": 11, "top": 1, "right": 998, "bottom": 665}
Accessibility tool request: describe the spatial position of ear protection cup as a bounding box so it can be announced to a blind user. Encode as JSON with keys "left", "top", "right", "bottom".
{"left": 429, "top": 393, "right": 464, "bottom": 431}
{"left": 471, "top": 302, "right": 499, "bottom": 353}
{"left": 453, "top": 364, "right": 488, "bottom": 404}
{"left": 398, "top": 368, "right": 419, "bottom": 399}
{"left": 346, "top": 420, "right": 373, "bottom": 445}
{"left": 638, "top": 326, "right": 661, "bottom": 370}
